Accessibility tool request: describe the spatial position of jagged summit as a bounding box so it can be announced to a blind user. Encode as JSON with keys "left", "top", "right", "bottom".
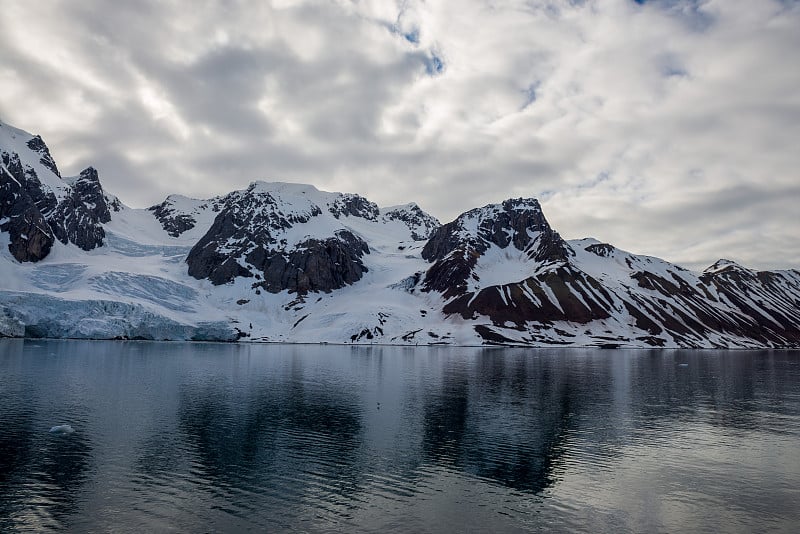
{"left": 185, "top": 181, "right": 367, "bottom": 290}
{"left": 421, "top": 197, "right": 572, "bottom": 298}
{"left": 148, "top": 194, "right": 222, "bottom": 238}
{"left": 704, "top": 258, "right": 747, "bottom": 274}
{"left": 381, "top": 202, "right": 440, "bottom": 241}
{"left": 183, "top": 180, "right": 438, "bottom": 293}
{"left": 423, "top": 198, "right": 565, "bottom": 256}
{"left": 1, "top": 123, "right": 117, "bottom": 261}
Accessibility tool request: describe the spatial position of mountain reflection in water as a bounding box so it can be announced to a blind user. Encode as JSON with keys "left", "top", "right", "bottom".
{"left": 1, "top": 341, "right": 798, "bottom": 533}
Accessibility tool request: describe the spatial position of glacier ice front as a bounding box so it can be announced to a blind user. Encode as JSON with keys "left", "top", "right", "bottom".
{"left": 0, "top": 293, "right": 238, "bottom": 341}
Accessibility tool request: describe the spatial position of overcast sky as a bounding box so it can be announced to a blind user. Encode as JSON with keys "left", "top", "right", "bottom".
{"left": 1, "top": 0, "right": 798, "bottom": 270}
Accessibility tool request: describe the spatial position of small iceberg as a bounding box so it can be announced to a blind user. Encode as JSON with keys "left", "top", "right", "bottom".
{"left": 49, "top": 424, "right": 75, "bottom": 435}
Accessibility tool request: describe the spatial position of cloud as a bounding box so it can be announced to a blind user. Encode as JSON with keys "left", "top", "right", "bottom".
{"left": 0, "top": 0, "right": 798, "bottom": 270}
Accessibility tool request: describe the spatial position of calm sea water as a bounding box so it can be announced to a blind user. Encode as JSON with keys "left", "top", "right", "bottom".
{"left": 0, "top": 340, "right": 798, "bottom": 533}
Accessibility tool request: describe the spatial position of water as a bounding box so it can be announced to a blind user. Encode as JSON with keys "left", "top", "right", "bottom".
{"left": 1, "top": 341, "right": 798, "bottom": 533}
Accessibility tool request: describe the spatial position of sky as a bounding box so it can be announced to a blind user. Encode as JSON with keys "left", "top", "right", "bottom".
{"left": 1, "top": 0, "right": 798, "bottom": 270}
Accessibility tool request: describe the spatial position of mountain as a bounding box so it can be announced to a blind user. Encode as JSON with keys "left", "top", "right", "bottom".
{"left": 1, "top": 120, "right": 798, "bottom": 347}
{"left": 0, "top": 122, "right": 121, "bottom": 262}
{"left": 418, "top": 199, "right": 800, "bottom": 347}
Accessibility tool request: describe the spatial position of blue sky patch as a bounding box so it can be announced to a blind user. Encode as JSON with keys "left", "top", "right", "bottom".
{"left": 425, "top": 54, "right": 445, "bottom": 76}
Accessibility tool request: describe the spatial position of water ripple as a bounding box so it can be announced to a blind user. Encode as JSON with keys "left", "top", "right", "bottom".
{"left": 1, "top": 341, "right": 799, "bottom": 533}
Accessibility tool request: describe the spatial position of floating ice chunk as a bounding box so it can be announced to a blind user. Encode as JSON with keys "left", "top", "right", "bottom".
{"left": 49, "top": 424, "right": 75, "bottom": 435}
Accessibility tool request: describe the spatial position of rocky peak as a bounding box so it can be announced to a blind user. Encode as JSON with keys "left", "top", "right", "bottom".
{"left": 69, "top": 167, "right": 112, "bottom": 223}
{"left": 0, "top": 122, "right": 119, "bottom": 261}
{"left": 76, "top": 166, "right": 99, "bottom": 182}
{"left": 26, "top": 135, "right": 61, "bottom": 178}
{"left": 423, "top": 197, "right": 570, "bottom": 263}
{"left": 0, "top": 124, "right": 121, "bottom": 261}
{"left": 186, "top": 182, "right": 372, "bottom": 293}
{"left": 47, "top": 167, "right": 114, "bottom": 251}
{"left": 381, "top": 203, "right": 440, "bottom": 241}
{"left": 703, "top": 258, "right": 746, "bottom": 275}
{"left": 329, "top": 193, "right": 380, "bottom": 220}
{"left": 149, "top": 194, "right": 222, "bottom": 238}
{"left": 421, "top": 197, "right": 572, "bottom": 297}
{"left": 699, "top": 258, "right": 760, "bottom": 293}
{"left": 226, "top": 182, "right": 324, "bottom": 235}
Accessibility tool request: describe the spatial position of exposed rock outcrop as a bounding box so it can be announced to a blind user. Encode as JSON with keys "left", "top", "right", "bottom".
{"left": 187, "top": 182, "right": 371, "bottom": 293}
{"left": 1, "top": 123, "right": 116, "bottom": 260}
{"left": 26, "top": 135, "right": 61, "bottom": 178}
{"left": 382, "top": 203, "right": 440, "bottom": 241}
{"left": 148, "top": 195, "right": 223, "bottom": 237}
{"left": 329, "top": 194, "right": 379, "bottom": 220}
{"left": 422, "top": 198, "right": 571, "bottom": 298}
{"left": 0, "top": 163, "right": 55, "bottom": 262}
{"left": 249, "top": 230, "right": 370, "bottom": 294}
{"left": 53, "top": 167, "right": 114, "bottom": 250}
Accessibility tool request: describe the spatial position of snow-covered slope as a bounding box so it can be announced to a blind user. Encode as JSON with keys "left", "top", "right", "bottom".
{"left": 1, "top": 120, "right": 798, "bottom": 347}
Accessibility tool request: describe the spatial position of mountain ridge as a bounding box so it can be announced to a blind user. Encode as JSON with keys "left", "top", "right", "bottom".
{"left": 1, "top": 120, "right": 798, "bottom": 348}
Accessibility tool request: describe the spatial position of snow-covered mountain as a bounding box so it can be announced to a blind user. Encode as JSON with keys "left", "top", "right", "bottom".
{"left": 418, "top": 200, "right": 800, "bottom": 347}
{"left": 1, "top": 122, "right": 121, "bottom": 262}
{"left": 1, "top": 120, "right": 799, "bottom": 347}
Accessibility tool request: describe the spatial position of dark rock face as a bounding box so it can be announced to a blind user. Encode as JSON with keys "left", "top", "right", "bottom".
{"left": 585, "top": 243, "right": 615, "bottom": 257}
{"left": 2, "top": 151, "right": 59, "bottom": 219}
{"left": 329, "top": 194, "right": 379, "bottom": 220}
{"left": 250, "top": 231, "right": 370, "bottom": 294}
{"left": 186, "top": 206, "right": 255, "bottom": 285}
{"left": 51, "top": 167, "right": 112, "bottom": 251}
{"left": 442, "top": 267, "right": 613, "bottom": 327}
{"left": 187, "top": 184, "right": 370, "bottom": 293}
{"left": 26, "top": 135, "right": 61, "bottom": 178}
{"left": 150, "top": 205, "right": 196, "bottom": 237}
{"left": 71, "top": 168, "right": 112, "bottom": 223}
{"left": 422, "top": 198, "right": 571, "bottom": 298}
{"left": 0, "top": 164, "right": 55, "bottom": 261}
{"left": 420, "top": 198, "right": 594, "bottom": 330}
{"left": 1, "top": 134, "right": 114, "bottom": 261}
{"left": 149, "top": 210, "right": 197, "bottom": 237}
{"left": 382, "top": 203, "right": 440, "bottom": 241}
{"left": 148, "top": 196, "right": 223, "bottom": 237}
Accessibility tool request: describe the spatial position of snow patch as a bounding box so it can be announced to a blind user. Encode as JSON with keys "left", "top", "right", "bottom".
{"left": 470, "top": 244, "right": 534, "bottom": 291}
